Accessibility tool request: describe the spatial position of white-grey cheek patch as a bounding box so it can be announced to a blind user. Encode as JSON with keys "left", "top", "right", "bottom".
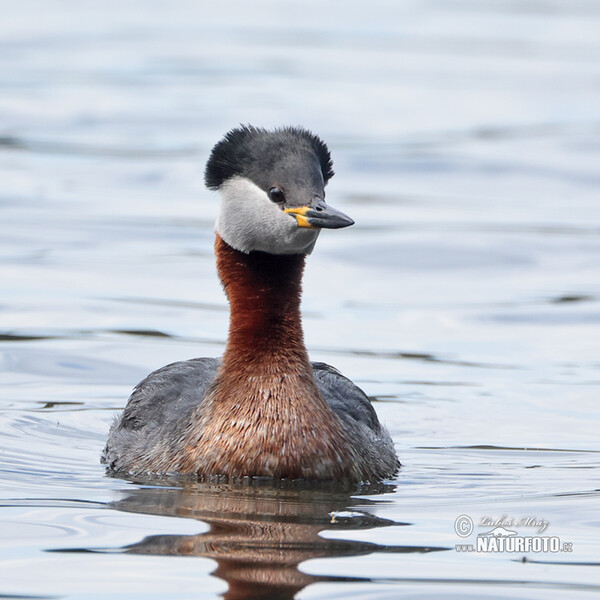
{"left": 215, "top": 177, "right": 320, "bottom": 255}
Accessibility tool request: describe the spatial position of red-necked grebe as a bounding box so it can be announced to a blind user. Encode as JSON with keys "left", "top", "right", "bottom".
{"left": 102, "top": 125, "right": 399, "bottom": 483}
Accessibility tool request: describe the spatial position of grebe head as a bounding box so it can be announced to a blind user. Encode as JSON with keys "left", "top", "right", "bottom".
{"left": 205, "top": 125, "right": 354, "bottom": 255}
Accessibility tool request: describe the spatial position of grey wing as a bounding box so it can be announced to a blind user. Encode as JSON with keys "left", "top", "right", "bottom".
{"left": 311, "top": 361, "right": 400, "bottom": 479}
{"left": 102, "top": 357, "right": 220, "bottom": 470}
{"left": 311, "top": 362, "right": 380, "bottom": 431}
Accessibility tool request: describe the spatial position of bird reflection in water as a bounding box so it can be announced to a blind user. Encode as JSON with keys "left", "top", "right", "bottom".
{"left": 104, "top": 479, "right": 446, "bottom": 600}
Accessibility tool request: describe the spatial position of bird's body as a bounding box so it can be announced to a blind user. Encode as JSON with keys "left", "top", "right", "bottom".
{"left": 102, "top": 126, "right": 399, "bottom": 484}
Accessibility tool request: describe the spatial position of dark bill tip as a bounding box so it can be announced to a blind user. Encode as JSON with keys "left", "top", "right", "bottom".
{"left": 306, "top": 204, "right": 354, "bottom": 229}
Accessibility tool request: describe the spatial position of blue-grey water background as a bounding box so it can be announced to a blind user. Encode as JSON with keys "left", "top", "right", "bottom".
{"left": 1, "top": 1, "right": 599, "bottom": 598}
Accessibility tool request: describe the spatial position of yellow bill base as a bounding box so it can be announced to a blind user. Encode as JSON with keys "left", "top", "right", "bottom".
{"left": 284, "top": 206, "right": 315, "bottom": 229}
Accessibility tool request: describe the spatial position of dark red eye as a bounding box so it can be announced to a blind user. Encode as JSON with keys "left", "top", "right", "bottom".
{"left": 268, "top": 187, "right": 285, "bottom": 203}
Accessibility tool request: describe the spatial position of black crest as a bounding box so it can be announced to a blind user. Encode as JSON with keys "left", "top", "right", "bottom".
{"left": 205, "top": 125, "right": 335, "bottom": 190}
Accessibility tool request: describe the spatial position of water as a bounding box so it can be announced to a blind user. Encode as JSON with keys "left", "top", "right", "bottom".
{"left": 1, "top": 1, "right": 599, "bottom": 598}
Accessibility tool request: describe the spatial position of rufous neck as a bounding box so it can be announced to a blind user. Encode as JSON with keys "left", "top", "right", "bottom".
{"left": 215, "top": 235, "right": 309, "bottom": 369}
